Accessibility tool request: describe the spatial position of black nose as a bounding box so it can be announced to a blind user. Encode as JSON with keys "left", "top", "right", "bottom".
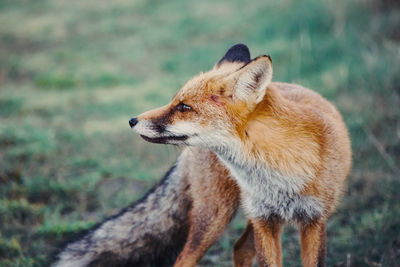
{"left": 129, "top": 118, "right": 138, "bottom": 128}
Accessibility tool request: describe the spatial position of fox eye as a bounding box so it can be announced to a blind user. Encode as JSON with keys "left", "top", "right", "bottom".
{"left": 176, "top": 103, "right": 192, "bottom": 112}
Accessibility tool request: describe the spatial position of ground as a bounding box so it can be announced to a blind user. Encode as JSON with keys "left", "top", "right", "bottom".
{"left": 0, "top": 0, "right": 399, "bottom": 266}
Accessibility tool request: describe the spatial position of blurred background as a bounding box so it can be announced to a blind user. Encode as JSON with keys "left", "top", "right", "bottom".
{"left": 0, "top": 0, "right": 399, "bottom": 266}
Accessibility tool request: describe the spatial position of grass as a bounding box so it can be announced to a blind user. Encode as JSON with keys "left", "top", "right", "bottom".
{"left": 0, "top": 0, "right": 399, "bottom": 266}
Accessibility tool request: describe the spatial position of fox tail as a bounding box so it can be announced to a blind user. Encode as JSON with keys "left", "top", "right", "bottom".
{"left": 53, "top": 162, "right": 191, "bottom": 267}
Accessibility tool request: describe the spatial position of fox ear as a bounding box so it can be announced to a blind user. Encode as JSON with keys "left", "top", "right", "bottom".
{"left": 232, "top": 55, "right": 273, "bottom": 104}
{"left": 215, "top": 43, "right": 251, "bottom": 69}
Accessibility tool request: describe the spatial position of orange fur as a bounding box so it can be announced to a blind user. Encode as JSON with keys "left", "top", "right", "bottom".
{"left": 300, "top": 220, "right": 327, "bottom": 267}
{"left": 252, "top": 219, "right": 284, "bottom": 267}
{"left": 174, "top": 149, "right": 240, "bottom": 267}
{"left": 132, "top": 45, "right": 351, "bottom": 266}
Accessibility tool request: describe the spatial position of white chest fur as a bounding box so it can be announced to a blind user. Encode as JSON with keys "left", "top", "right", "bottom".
{"left": 215, "top": 148, "right": 324, "bottom": 222}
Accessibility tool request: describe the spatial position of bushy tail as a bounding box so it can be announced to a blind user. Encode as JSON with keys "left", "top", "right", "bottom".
{"left": 53, "top": 163, "right": 192, "bottom": 267}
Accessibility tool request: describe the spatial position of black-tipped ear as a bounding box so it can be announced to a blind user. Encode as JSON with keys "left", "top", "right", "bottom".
{"left": 216, "top": 43, "right": 251, "bottom": 67}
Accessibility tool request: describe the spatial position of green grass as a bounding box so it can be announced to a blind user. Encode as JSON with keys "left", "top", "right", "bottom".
{"left": 0, "top": 0, "right": 399, "bottom": 266}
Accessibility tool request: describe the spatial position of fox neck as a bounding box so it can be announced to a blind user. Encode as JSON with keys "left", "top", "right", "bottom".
{"left": 212, "top": 85, "right": 321, "bottom": 183}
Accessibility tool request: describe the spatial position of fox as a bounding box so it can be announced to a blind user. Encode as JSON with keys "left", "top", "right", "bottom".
{"left": 54, "top": 43, "right": 351, "bottom": 267}
{"left": 53, "top": 147, "right": 241, "bottom": 267}
{"left": 130, "top": 43, "right": 352, "bottom": 267}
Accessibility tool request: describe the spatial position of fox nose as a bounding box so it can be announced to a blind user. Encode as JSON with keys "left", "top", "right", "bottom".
{"left": 129, "top": 118, "right": 138, "bottom": 128}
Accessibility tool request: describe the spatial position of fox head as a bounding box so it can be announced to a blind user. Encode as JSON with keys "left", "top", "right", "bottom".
{"left": 130, "top": 44, "right": 273, "bottom": 148}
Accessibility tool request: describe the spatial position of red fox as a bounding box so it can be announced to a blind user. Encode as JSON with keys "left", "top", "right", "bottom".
{"left": 129, "top": 44, "right": 352, "bottom": 267}
{"left": 54, "top": 44, "right": 350, "bottom": 267}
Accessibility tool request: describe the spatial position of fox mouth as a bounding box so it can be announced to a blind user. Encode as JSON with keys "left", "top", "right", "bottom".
{"left": 140, "top": 135, "right": 188, "bottom": 144}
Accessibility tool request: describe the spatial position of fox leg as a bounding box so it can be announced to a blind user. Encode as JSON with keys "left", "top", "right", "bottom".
{"left": 251, "top": 218, "right": 283, "bottom": 267}
{"left": 299, "top": 219, "right": 326, "bottom": 267}
{"left": 233, "top": 220, "right": 255, "bottom": 267}
{"left": 174, "top": 176, "right": 240, "bottom": 267}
